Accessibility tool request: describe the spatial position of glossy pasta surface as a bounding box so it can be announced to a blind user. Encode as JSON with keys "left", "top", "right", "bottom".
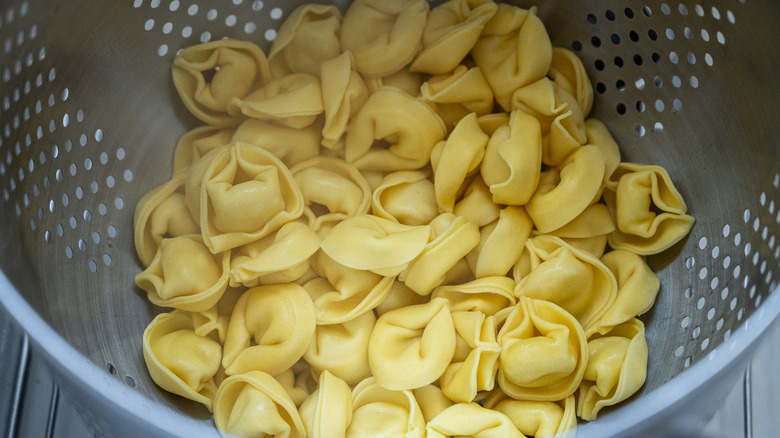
{"left": 135, "top": 1, "right": 695, "bottom": 436}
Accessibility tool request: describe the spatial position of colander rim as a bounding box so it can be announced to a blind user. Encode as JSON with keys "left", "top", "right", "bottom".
{"left": 1, "top": 268, "right": 779, "bottom": 437}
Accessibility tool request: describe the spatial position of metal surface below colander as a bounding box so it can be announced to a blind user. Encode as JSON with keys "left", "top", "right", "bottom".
{"left": 0, "top": 0, "right": 778, "bottom": 437}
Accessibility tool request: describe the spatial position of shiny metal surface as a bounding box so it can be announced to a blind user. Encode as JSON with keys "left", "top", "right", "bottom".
{"left": 0, "top": 0, "right": 778, "bottom": 436}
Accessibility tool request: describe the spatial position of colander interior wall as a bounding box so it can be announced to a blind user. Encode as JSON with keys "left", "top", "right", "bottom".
{"left": 0, "top": 0, "right": 778, "bottom": 435}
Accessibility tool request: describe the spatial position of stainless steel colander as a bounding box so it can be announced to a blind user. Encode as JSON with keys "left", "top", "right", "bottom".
{"left": 0, "top": 0, "right": 778, "bottom": 437}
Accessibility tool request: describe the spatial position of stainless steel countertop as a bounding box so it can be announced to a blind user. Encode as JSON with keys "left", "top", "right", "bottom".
{"left": 1, "top": 303, "right": 779, "bottom": 438}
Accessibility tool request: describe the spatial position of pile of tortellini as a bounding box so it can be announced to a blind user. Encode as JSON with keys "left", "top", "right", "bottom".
{"left": 133, "top": 0, "right": 696, "bottom": 436}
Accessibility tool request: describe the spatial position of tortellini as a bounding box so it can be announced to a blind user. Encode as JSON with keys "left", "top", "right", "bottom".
{"left": 304, "top": 250, "right": 395, "bottom": 324}
{"left": 480, "top": 110, "right": 542, "bottom": 206}
{"left": 577, "top": 319, "right": 648, "bottom": 421}
{"left": 472, "top": 4, "right": 552, "bottom": 110}
{"left": 340, "top": 0, "right": 429, "bottom": 77}
{"left": 411, "top": 0, "right": 497, "bottom": 74}
{"left": 371, "top": 170, "right": 439, "bottom": 226}
{"left": 320, "top": 51, "right": 369, "bottom": 150}
{"left": 197, "top": 142, "right": 305, "bottom": 253}
{"left": 299, "top": 371, "right": 353, "bottom": 438}
{"left": 267, "top": 4, "right": 343, "bottom": 78}
{"left": 347, "top": 377, "right": 426, "bottom": 438}
{"left": 515, "top": 235, "right": 618, "bottom": 334}
{"left": 497, "top": 297, "right": 588, "bottom": 401}
{"left": 133, "top": 174, "right": 200, "bottom": 267}
{"left": 138, "top": 2, "right": 697, "bottom": 435}
{"left": 487, "top": 392, "right": 577, "bottom": 438}
{"left": 172, "top": 40, "right": 270, "bottom": 127}
{"left": 291, "top": 157, "right": 372, "bottom": 233}
{"left": 143, "top": 311, "right": 222, "bottom": 411}
{"left": 135, "top": 234, "right": 230, "bottom": 312}
{"left": 439, "top": 310, "right": 501, "bottom": 403}
{"left": 421, "top": 65, "right": 495, "bottom": 129}
{"left": 304, "top": 310, "right": 375, "bottom": 386}
{"left": 345, "top": 87, "right": 447, "bottom": 171}
{"left": 426, "top": 403, "right": 523, "bottom": 438}
{"left": 222, "top": 284, "right": 316, "bottom": 376}
{"left": 227, "top": 73, "right": 324, "bottom": 129}
{"left": 604, "top": 163, "right": 696, "bottom": 255}
{"left": 431, "top": 112, "right": 489, "bottom": 213}
{"left": 214, "top": 371, "right": 307, "bottom": 438}
{"left": 231, "top": 118, "right": 321, "bottom": 168}
{"left": 369, "top": 298, "right": 457, "bottom": 390}
{"left": 228, "top": 221, "right": 321, "bottom": 287}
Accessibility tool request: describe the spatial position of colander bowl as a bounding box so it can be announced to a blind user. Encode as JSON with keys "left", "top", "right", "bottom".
{"left": 0, "top": 0, "right": 779, "bottom": 437}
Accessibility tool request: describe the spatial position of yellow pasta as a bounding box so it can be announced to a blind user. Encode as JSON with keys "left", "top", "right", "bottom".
{"left": 299, "top": 370, "right": 353, "bottom": 438}
{"left": 143, "top": 311, "right": 222, "bottom": 411}
{"left": 340, "top": 0, "right": 429, "bottom": 77}
{"left": 267, "top": 4, "right": 343, "bottom": 78}
{"left": 221, "top": 284, "right": 316, "bottom": 376}
{"left": 347, "top": 377, "right": 426, "bottom": 438}
{"left": 134, "top": 2, "right": 697, "bottom": 435}
{"left": 368, "top": 298, "right": 457, "bottom": 390}
{"left": 213, "top": 371, "right": 307, "bottom": 438}
{"left": 410, "top": 0, "right": 497, "bottom": 74}
{"left": 172, "top": 39, "right": 270, "bottom": 127}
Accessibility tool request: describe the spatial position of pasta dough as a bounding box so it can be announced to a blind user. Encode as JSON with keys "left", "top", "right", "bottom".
{"left": 213, "top": 371, "right": 307, "bottom": 438}
{"left": 368, "top": 298, "right": 457, "bottom": 390}
{"left": 221, "top": 284, "right": 316, "bottom": 376}
{"left": 172, "top": 40, "right": 270, "bottom": 127}
{"left": 137, "top": 2, "right": 697, "bottom": 434}
{"left": 497, "top": 296, "right": 588, "bottom": 401}
{"left": 143, "top": 311, "right": 222, "bottom": 411}
{"left": 340, "top": 0, "right": 429, "bottom": 77}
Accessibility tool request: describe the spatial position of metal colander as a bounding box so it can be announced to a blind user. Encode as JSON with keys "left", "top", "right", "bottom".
{"left": 0, "top": 0, "right": 778, "bottom": 437}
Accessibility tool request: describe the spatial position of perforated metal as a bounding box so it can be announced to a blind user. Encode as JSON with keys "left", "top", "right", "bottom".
{"left": 0, "top": 0, "right": 778, "bottom": 436}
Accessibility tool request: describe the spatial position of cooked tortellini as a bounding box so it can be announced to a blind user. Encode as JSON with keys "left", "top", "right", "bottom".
{"left": 138, "top": 2, "right": 695, "bottom": 435}
{"left": 135, "top": 234, "right": 230, "bottom": 312}
{"left": 267, "top": 4, "right": 343, "bottom": 78}
{"left": 471, "top": 4, "right": 552, "bottom": 110}
{"left": 214, "top": 371, "right": 307, "bottom": 438}
{"left": 320, "top": 51, "right": 369, "bottom": 150}
{"left": 304, "top": 310, "right": 375, "bottom": 386}
{"left": 172, "top": 40, "right": 270, "bottom": 127}
{"left": 227, "top": 73, "right": 324, "bottom": 129}
{"left": 143, "top": 311, "right": 222, "bottom": 411}
{"left": 487, "top": 392, "right": 577, "bottom": 438}
{"left": 221, "top": 284, "right": 316, "bottom": 376}
{"left": 426, "top": 402, "right": 523, "bottom": 438}
{"left": 497, "top": 297, "right": 588, "bottom": 401}
{"left": 231, "top": 118, "right": 322, "bottom": 168}
{"left": 421, "top": 65, "right": 495, "bottom": 129}
{"left": 347, "top": 377, "right": 426, "bottom": 438}
{"left": 410, "top": 0, "right": 497, "bottom": 74}
{"left": 515, "top": 235, "right": 617, "bottom": 335}
{"left": 340, "top": 0, "right": 429, "bottom": 77}
{"left": 134, "top": 174, "right": 200, "bottom": 267}
{"left": 480, "top": 110, "right": 542, "bottom": 206}
{"left": 431, "top": 112, "right": 489, "bottom": 213}
{"left": 604, "top": 163, "right": 696, "bottom": 255}
{"left": 439, "top": 310, "right": 501, "bottom": 403}
{"left": 371, "top": 170, "right": 439, "bottom": 226}
{"left": 369, "top": 298, "right": 457, "bottom": 390}
{"left": 197, "top": 142, "right": 305, "bottom": 253}
{"left": 299, "top": 371, "right": 353, "bottom": 438}
{"left": 228, "top": 221, "right": 321, "bottom": 287}
{"left": 172, "top": 126, "right": 235, "bottom": 176}
{"left": 304, "top": 250, "right": 395, "bottom": 324}
{"left": 577, "top": 319, "right": 648, "bottom": 420}
{"left": 345, "top": 87, "right": 447, "bottom": 171}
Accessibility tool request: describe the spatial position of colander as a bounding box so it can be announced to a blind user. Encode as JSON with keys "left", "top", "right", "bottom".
{"left": 0, "top": 0, "right": 778, "bottom": 437}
